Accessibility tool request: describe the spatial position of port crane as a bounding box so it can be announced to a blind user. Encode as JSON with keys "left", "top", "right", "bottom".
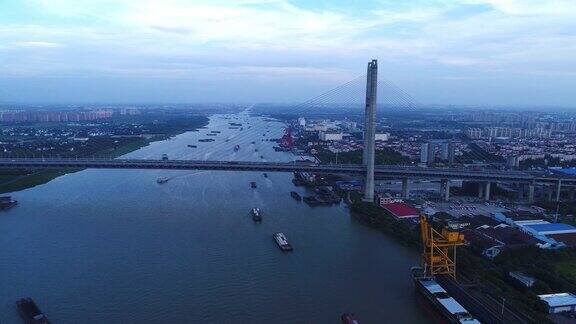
{"left": 419, "top": 214, "right": 466, "bottom": 278}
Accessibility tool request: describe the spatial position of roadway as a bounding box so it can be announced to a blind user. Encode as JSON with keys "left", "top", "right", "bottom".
{"left": 0, "top": 158, "right": 574, "bottom": 186}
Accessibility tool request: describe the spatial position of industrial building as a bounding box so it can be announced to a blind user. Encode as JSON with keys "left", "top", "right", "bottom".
{"left": 538, "top": 293, "right": 576, "bottom": 314}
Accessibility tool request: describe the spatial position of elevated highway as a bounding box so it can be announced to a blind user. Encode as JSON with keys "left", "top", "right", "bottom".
{"left": 0, "top": 158, "right": 573, "bottom": 186}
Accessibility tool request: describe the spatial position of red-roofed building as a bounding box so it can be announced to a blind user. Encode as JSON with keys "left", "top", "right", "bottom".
{"left": 381, "top": 202, "right": 420, "bottom": 220}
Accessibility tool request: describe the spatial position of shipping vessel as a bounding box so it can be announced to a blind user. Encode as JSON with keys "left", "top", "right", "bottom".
{"left": 16, "top": 298, "right": 50, "bottom": 324}
{"left": 290, "top": 191, "right": 302, "bottom": 201}
{"left": 234, "top": 144, "right": 240, "bottom": 152}
{"left": 250, "top": 181, "right": 257, "bottom": 188}
{"left": 156, "top": 177, "right": 169, "bottom": 184}
{"left": 161, "top": 153, "right": 169, "bottom": 160}
{"left": 411, "top": 267, "right": 480, "bottom": 324}
{"left": 0, "top": 196, "right": 18, "bottom": 210}
{"left": 273, "top": 232, "right": 293, "bottom": 251}
{"left": 251, "top": 207, "right": 262, "bottom": 222}
{"left": 341, "top": 313, "right": 360, "bottom": 324}
{"left": 187, "top": 144, "right": 197, "bottom": 148}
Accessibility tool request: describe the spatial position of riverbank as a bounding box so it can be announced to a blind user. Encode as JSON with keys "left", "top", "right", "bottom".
{"left": 0, "top": 115, "right": 209, "bottom": 194}
{"left": 348, "top": 197, "right": 567, "bottom": 323}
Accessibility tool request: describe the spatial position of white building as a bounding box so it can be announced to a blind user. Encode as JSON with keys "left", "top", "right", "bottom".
{"left": 319, "top": 132, "right": 343, "bottom": 141}
{"left": 298, "top": 117, "right": 306, "bottom": 127}
{"left": 375, "top": 133, "right": 390, "bottom": 141}
{"left": 539, "top": 293, "right": 576, "bottom": 313}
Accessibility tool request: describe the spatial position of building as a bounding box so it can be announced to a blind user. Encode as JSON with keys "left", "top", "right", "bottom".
{"left": 319, "top": 131, "right": 343, "bottom": 141}
{"left": 509, "top": 271, "right": 536, "bottom": 288}
{"left": 427, "top": 143, "right": 436, "bottom": 165}
{"left": 420, "top": 143, "right": 429, "bottom": 163}
{"left": 539, "top": 293, "right": 576, "bottom": 314}
{"left": 381, "top": 202, "right": 420, "bottom": 220}
{"left": 375, "top": 133, "right": 390, "bottom": 141}
{"left": 298, "top": 117, "right": 306, "bottom": 127}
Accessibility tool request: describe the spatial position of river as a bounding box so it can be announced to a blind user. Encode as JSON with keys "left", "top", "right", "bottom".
{"left": 0, "top": 111, "right": 428, "bottom": 323}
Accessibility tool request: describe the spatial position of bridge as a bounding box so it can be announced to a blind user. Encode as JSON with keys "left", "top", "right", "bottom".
{"left": 2, "top": 59, "right": 574, "bottom": 203}
{"left": 0, "top": 157, "right": 574, "bottom": 203}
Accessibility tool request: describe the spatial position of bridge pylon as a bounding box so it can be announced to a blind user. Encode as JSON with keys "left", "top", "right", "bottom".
{"left": 363, "top": 59, "right": 377, "bottom": 202}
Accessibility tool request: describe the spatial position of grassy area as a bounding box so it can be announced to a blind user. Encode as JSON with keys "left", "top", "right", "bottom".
{"left": 554, "top": 260, "right": 576, "bottom": 283}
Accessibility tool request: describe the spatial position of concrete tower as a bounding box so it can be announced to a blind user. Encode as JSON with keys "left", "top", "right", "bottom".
{"left": 363, "top": 60, "right": 378, "bottom": 201}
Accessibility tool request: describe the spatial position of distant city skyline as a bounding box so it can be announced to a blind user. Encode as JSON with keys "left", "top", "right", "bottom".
{"left": 1, "top": 0, "right": 575, "bottom": 106}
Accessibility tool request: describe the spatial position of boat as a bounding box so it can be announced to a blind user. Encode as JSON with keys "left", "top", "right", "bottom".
{"left": 16, "top": 298, "right": 50, "bottom": 324}
{"left": 251, "top": 141, "right": 256, "bottom": 144}
{"left": 250, "top": 181, "right": 257, "bottom": 188}
{"left": 341, "top": 313, "right": 359, "bottom": 324}
{"left": 161, "top": 153, "right": 169, "bottom": 160}
{"left": 156, "top": 177, "right": 169, "bottom": 184}
{"left": 206, "top": 133, "right": 217, "bottom": 136}
{"left": 198, "top": 139, "right": 215, "bottom": 142}
{"left": 211, "top": 130, "right": 221, "bottom": 133}
{"left": 251, "top": 207, "right": 262, "bottom": 222}
{"left": 273, "top": 232, "right": 293, "bottom": 251}
{"left": 263, "top": 173, "right": 268, "bottom": 178}
{"left": 187, "top": 144, "right": 197, "bottom": 148}
{"left": 260, "top": 155, "right": 264, "bottom": 159}
{"left": 0, "top": 196, "right": 18, "bottom": 210}
{"left": 234, "top": 145, "right": 240, "bottom": 152}
{"left": 411, "top": 267, "right": 480, "bottom": 324}
{"left": 290, "top": 191, "right": 301, "bottom": 201}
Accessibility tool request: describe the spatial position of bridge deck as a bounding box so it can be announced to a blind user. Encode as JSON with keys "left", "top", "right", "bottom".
{"left": 0, "top": 158, "right": 573, "bottom": 185}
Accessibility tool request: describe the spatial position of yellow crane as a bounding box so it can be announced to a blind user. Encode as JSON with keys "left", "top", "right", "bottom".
{"left": 419, "top": 214, "right": 466, "bottom": 278}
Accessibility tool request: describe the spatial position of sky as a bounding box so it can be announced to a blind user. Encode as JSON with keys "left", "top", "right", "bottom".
{"left": 0, "top": 0, "right": 575, "bottom": 106}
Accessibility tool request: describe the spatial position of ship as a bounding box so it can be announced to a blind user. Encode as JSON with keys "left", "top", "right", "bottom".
{"left": 187, "top": 144, "right": 197, "bottom": 148}
{"left": 411, "top": 267, "right": 480, "bottom": 324}
{"left": 156, "top": 177, "right": 169, "bottom": 184}
{"left": 290, "top": 191, "right": 301, "bottom": 201}
{"left": 341, "top": 313, "right": 359, "bottom": 324}
{"left": 0, "top": 196, "right": 18, "bottom": 210}
{"left": 273, "top": 232, "right": 293, "bottom": 251}
{"left": 211, "top": 130, "right": 221, "bottom": 133}
{"left": 16, "top": 298, "right": 50, "bottom": 324}
{"left": 234, "top": 145, "right": 240, "bottom": 152}
{"left": 161, "top": 153, "right": 169, "bottom": 160}
{"left": 250, "top": 181, "right": 257, "bottom": 188}
{"left": 199, "top": 139, "right": 215, "bottom": 142}
{"left": 251, "top": 207, "right": 262, "bottom": 222}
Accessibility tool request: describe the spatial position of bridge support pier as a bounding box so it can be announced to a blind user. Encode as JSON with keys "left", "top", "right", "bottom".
{"left": 528, "top": 184, "right": 535, "bottom": 204}
{"left": 362, "top": 59, "right": 378, "bottom": 202}
{"left": 441, "top": 179, "right": 450, "bottom": 201}
{"left": 478, "top": 182, "right": 484, "bottom": 199}
{"left": 484, "top": 182, "right": 491, "bottom": 201}
{"left": 402, "top": 178, "right": 409, "bottom": 199}
{"left": 556, "top": 180, "right": 562, "bottom": 202}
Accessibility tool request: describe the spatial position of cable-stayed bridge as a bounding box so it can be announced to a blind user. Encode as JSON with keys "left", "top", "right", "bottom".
{"left": 1, "top": 60, "right": 574, "bottom": 202}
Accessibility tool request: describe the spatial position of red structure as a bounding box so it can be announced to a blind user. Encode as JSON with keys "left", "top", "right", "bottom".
{"left": 280, "top": 127, "right": 294, "bottom": 149}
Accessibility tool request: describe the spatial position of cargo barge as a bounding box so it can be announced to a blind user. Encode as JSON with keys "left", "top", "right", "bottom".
{"left": 251, "top": 207, "right": 262, "bottom": 222}
{"left": 290, "top": 191, "right": 302, "bottom": 201}
{"left": 0, "top": 196, "right": 18, "bottom": 210}
{"left": 273, "top": 232, "right": 293, "bottom": 251}
{"left": 16, "top": 298, "right": 50, "bottom": 324}
{"left": 411, "top": 267, "right": 480, "bottom": 324}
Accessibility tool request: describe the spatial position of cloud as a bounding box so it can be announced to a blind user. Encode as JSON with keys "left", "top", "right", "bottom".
{"left": 1, "top": 0, "right": 575, "bottom": 104}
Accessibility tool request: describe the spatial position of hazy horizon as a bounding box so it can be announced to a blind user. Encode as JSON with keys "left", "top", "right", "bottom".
{"left": 1, "top": 0, "right": 575, "bottom": 106}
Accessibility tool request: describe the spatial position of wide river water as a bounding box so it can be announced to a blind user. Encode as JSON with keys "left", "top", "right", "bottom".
{"left": 0, "top": 111, "right": 428, "bottom": 323}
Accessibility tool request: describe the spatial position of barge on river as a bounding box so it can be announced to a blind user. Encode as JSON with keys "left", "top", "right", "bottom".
{"left": 411, "top": 267, "right": 480, "bottom": 324}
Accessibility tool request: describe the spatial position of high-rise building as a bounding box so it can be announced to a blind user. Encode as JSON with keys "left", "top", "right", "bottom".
{"left": 420, "top": 143, "right": 429, "bottom": 163}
